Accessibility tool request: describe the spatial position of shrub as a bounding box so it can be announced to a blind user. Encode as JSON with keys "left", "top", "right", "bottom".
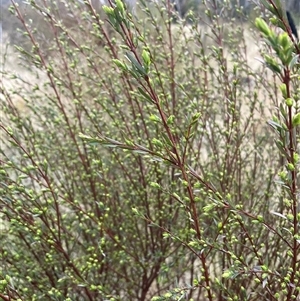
{"left": 0, "top": 0, "right": 299, "bottom": 300}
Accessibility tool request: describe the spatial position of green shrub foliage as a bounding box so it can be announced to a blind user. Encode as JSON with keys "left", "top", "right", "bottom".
{"left": 0, "top": 0, "right": 299, "bottom": 300}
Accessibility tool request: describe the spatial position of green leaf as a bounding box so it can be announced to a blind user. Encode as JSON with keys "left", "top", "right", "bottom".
{"left": 79, "top": 133, "right": 101, "bottom": 143}
{"left": 260, "top": 0, "right": 271, "bottom": 10}
{"left": 102, "top": 5, "right": 115, "bottom": 16}
{"left": 132, "top": 149, "right": 148, "bottom": 155}
{"left": 264, "top": 55, "right": 281, "bottom": 74}
{"left": 280, "top": 47, "right": 294, "bottom": 65}
{"left": 115, "top": 0, "right": 125, "bottom": 13}
{"left": 274, "top": 140, "right": 286, "bottom": 156}
{"left": 222, "top": 270, "right": 233, "bottom": 279}
{"left": 273, "top": 0, "right": 283, "bottom": 17}
{"left": 191, "top": 112, "right": 201, "bottom": 125}
{"left": 149, "top": 114, "right": 161, "bottom": 122}
{"left": 137, "top": 87, "right": 154, "bottom": 104}
{"left": 288, "top": 54, "right": 299, "bottom": 69}
{"left": 279, "top": 83, "right": 287, "bottom": 98}
{"left": 268, "top": 120, "right": 283, "bottom": 132}
{"left": 125, "top": 52, "right": 147, "bottom": 76}
{"left": 271, "top": 211, "right": 287, "bottom": 219}
{"left": 279, "top": 103, "right": 287, "bottom": 118}
{"left": 167, "top": 115, "right": 175, "bottom": 125}
{"left": 132, "top": 207, "right": 139, "bottom": 215}
{"left": 142, "top": 49, "right": 151, "bottom": 67}
{"left": 152, "top": 138, "right": 164, "bottom": 148}
{"left": 255, "top": 18, "right": 271, "bottom": 37}
{"left": 278, "top": 33, "right": 291, "bottom": 50}
{"left": 292, "top": 113, "right": 300, "bottom": 126}
{"left": 150, "top": 182, "right": 161, "bottom": 189}
{"left": 112, "top": 59, "right": 128, "bottom": 71}
{"left": 161, "top": 132, "right": 173, "bottom": 148}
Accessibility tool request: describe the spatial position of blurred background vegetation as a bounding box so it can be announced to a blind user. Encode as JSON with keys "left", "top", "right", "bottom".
{"left": 0, "top": 0, "right": 300, "bottom": 300}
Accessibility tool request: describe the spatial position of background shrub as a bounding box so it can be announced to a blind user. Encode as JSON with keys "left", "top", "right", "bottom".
{"left": 0, "top": 0, "right": 299, "bottom": 300}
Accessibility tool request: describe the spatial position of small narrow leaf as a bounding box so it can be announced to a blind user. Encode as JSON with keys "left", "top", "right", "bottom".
{"left": 270, "top": 211, "right": 287, "bottom": 219}
{"left": 255, "top": 18, "right": 271, "bottom": 37}
{"left": 289, "top": 54, "right": 299, "bottom": 69}
{"left": 115, "top": 0, "right": 125, "bottom": 13}
{"left": 102, "top": 5, "right": 115, "bottom": 16}
{"left": 112, "top": 59, "right": 128, "bottom": 71}
{"left": 149, "top": 114, "right": 161, "bottom": 122}
{"left": 167, "top": 115, "right": 175, "bottom": 125}
{"left": 279, "top": 103, "right": 287, "bottom": 118}
{"left": 264, "top": 55, "right": 281, "bottom": 74}
{"left": 142, "top": 49, "right": 151, "bottom": 67}
{"left": 268, "top": 120, "right": 283, "bottom": 132}
{"left": 292, "top": 113, "right": 300, "bottom": 126}
{"left": 137, "top": 87, "right": 154, "bottom": 104}
{"left": 125, "top": 52, "right": 147, "bottom": 75}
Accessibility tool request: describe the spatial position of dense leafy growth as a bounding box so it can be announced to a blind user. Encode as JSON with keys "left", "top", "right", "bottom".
{"left": 0, "top": 0, "right": 300, "bottom": 300}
